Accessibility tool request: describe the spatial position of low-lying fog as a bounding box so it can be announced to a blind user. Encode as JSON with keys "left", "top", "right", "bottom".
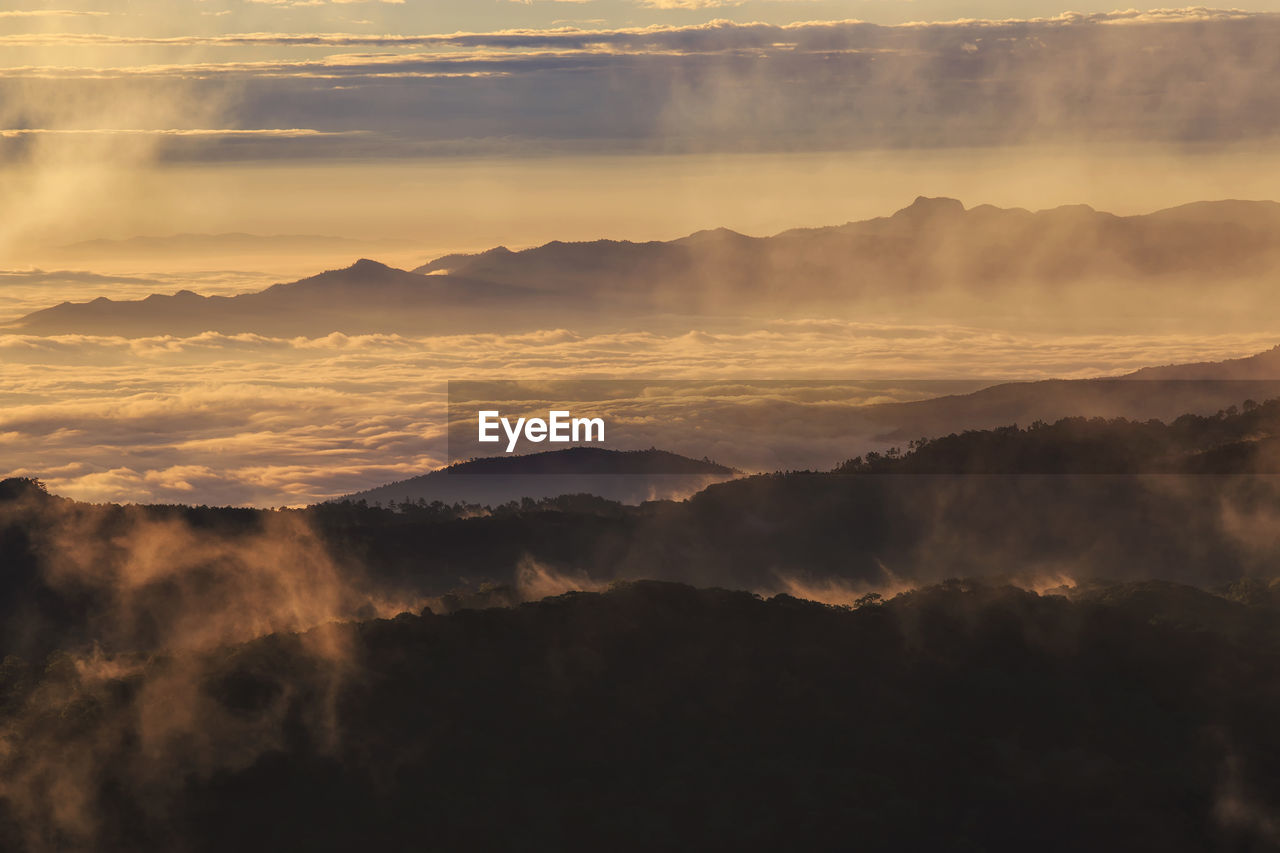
{"left": 3, "top": 320, "right": 1278, "bottom": 505}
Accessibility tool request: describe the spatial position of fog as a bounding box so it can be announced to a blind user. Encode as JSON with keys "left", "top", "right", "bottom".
{"left": 3, "top": 324, "right": 1278, "bottom": 505}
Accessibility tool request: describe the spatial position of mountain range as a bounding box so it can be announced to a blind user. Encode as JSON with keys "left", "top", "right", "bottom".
{"left": 861, "top": 360, "right": 1280, "bottom": 441}
{"left": 416, "top": 196, "right": 1280, "bottom": 304}
{"left": 345, "top": 347, "right": 1280, "bottom": 507}
{"left": 10, "top": 259, "right": 555, "bottom": 337}
{"left": 12, "top": 197, "right": 1280, "bottom": 336}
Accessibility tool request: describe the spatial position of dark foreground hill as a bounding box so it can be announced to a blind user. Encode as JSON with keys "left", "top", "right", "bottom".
{"left": 346, "top": 447, "right": 739, "bottom": 507}
{"left": 5, "top": 580, "right": 1280, "bottom": 851}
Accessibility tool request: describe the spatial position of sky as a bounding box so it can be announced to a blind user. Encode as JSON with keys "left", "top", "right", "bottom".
{"left": 4, "top": 3, "right": 1280, "bottom": 504}
{"left": 5, "top": 3, "right": 1280, "bottom": 259}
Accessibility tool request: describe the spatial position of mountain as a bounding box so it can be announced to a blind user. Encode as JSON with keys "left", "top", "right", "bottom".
{"left": 344, "top": 447, "right": 739, "bottom": 507}
{"left": 9, "top": 259, "right": 555, "bottom": 336}
{"left": 9, "top": 398, "right": 1280, "bottom": 661}
{"left": 414, "top": 196, "right": 1280, "bottom": 319}
{"left": 1126, "top": 344, "right": 1280, "bottom": 380}
{"left": 843, "top": 395, "right": 1280, "bottom": 475}
{"left": 854, "top": 346, "right": 1280, "bottom": 443}
{"left": 13, "top": 198, "right": 1280, "bottom": 336}
{"left": 10, "top": 579, "right": 1280, "bottom": 852}
{"left": 860, "top": 378, "right": 1280, "bottom": 443}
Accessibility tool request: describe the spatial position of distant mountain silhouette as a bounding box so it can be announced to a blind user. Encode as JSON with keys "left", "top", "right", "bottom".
{"left": 414, "top": 196, "right": 1280, "bottom": 316}
{"left": 11, "top": 259, "right": 554, "bottom": 336}
{"left": 862, "top": 347, "right": 1280, "bottom": 442}
{"left": 1125, "top": 344, "right": 1280, "bottom": 380}
{"left": 345, "top": 447, "right": 739, "bottom": 507}
{"left": 843, "top": 395, "right": 1280, "bottom": 475}
{"left": 14, "top": 198, "right": 1280, "bottom": 336}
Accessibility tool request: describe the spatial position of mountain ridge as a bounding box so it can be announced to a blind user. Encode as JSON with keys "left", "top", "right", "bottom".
{"left": 9, "top": 260, "right": 551, "bottom": 337}
{"left": 12, "top": 197, "right": 1280, "bottom": 336}
{"left": 858, "top": 350, "right": 1280, "bottom": 442}
{"left": 414, "top": 195, "right": 1280, "bottom": 279}
{"left": 344, "top": 447, "right": 740, "bottom": 507}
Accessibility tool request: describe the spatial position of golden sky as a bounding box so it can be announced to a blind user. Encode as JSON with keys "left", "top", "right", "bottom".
{"left": 5, "top": 5, "right": 1280, "bottom": 259}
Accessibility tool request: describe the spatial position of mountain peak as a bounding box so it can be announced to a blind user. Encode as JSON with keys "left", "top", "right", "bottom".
{"left": 342, "top": 447, "right": 740, "bottom": 507}
{"left": 676, "top": 227, "right": 750, "bottom": 246}
{"left": 349, "top": 258, "right": 391, "bottom": 272}
{"left": 893, "top": 196, "right": 966, "bottom": 219}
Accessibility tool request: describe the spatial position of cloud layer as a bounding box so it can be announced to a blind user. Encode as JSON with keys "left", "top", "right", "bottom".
{"left": 3, "top": 12, "right": 1280, "bottom": 161}
{"left": 3, "top": 321, "right": 1278, "bottom": 506}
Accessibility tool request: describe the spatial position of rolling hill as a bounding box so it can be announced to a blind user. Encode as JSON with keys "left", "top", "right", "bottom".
{"left": 846, "top": 345, "right": 1280, "bottom": 443}
{"left": 344, "top": 447, "right": 739, "bottom": 507}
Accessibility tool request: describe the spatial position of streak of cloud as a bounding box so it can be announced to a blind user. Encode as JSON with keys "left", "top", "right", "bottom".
{"left": 0, "top": 9, "right": 110, "bottom": 17}
{"left": 0, "top": 128, "right": 359, "bottom": 136}
{"left": 2, "top": 12, "right": 1276, "bottom": 164}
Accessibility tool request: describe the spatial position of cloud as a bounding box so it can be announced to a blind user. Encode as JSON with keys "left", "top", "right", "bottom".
{"left": 1, "top": 10, "right": 1270, "bottom": 48}
{"left": 637, "top": 0, "right": 746, "bottom": 7}
{"left": 0, "top": 8, "right": 109, "bottom": 17}
{"left": 0, "top": 128, "right": 358, "bottom": 137}
{"left": 1, "top": 318, "right": 1277, "bottom": 505}
{"left": 3, "top": 12, "right": 1278, "bottom": 164}
{"left": 0, "top": 269, "right": 157, "bottom": 286}
{"left": 247, "top": 0, "right": 405, "bottom": 5}
{"left": 0, "top": 483, "right": 433, "bottom": 847}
